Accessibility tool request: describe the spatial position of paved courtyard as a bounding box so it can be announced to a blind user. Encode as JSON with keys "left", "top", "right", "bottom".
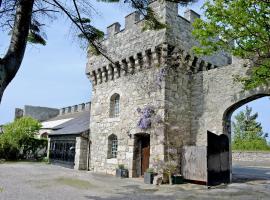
{"left": 1, "top": 162, "right": 270, "bottom": 200}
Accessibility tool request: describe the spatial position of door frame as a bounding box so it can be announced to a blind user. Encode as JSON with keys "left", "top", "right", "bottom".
{"left": 133, "top": 133, "right": 150, "bottom": 177}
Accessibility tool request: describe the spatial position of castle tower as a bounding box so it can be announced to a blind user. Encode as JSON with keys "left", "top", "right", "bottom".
{"left": 86, "top": 0, "right": 231, "bottom": 179}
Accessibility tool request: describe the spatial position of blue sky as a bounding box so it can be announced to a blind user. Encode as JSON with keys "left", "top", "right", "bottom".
{"left": 0, "top": 1, "right": 269, "bottom": 136}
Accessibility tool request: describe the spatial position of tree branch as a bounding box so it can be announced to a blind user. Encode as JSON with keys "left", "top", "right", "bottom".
{"left": 52, "top": 0, "right": 115, "bottom": 64}
{"left": 2, "top": 0, "right": 34, "bottom": 83}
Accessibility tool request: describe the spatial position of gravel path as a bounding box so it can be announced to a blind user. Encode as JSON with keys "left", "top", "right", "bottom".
{"left": 0, "top": 162, "right": 270, "bottom": 200}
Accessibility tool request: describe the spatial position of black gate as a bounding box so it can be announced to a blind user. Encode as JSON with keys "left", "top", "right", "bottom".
{"left": 49, "top": 138, "right": 76, "bottom": 168}
{"left": 207, "top": 131, "right": 230, "bottom": 186}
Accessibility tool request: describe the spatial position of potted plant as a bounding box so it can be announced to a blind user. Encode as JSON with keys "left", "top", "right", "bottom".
{"left": 171, "top": 174, "right": 184, "bottom": 184}
{"left": 116, "top": 164, "right": 129, "bottom": 178}
{"left": 144, "top": 168, "right": 155, "bottom": 184}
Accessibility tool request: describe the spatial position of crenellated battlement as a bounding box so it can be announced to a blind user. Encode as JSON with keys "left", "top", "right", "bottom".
{"left": 87, "top": 43, "right": 219, "bottom": 86}
{"left": 59, "top": 102, "right": 91, "bottom": 115}
{"left": 86, "top": 1, "right": 231, "bottom": 86}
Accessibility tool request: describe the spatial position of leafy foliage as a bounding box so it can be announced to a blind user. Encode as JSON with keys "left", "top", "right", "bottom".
{"left": 192, "top": 0, "right": 270, "bottom": 90}
{"left": 0, "top": 117, "right": 47, "bottom": 160}
{"left": 232, "top": 106, "right": 270, "bottom": 151}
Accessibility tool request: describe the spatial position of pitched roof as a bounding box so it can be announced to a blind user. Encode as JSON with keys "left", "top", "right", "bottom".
{"left": 48, "top": 111, "right": 90, "bottom": 136}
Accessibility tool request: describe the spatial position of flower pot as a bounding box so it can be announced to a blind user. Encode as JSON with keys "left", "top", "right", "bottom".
{"left": 116, "top": 168, "right": 129, "bottom": 178}
{"left": 172, "top": 175, "right": 183, "bottom": 184}
{"left": 144, "top": 172, "right": 154, "bottom": 184}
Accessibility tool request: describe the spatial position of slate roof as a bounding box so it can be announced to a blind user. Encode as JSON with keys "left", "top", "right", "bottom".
{"left": 48, "top": 111, "right": 90, "bottom": 136}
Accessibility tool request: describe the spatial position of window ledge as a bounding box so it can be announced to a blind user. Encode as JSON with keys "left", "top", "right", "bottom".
{"left": 107, "top": 117, "right": 120, "bottom": 122}
{"left": 107, "top": 158, "right": 118, "bottom": 164}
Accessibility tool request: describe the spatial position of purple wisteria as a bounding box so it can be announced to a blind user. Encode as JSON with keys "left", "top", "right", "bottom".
{"left": 137, "top": 106, "right": 155, "bottom": 129}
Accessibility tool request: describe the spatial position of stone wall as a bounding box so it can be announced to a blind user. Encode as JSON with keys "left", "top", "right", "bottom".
{"left": 86, "top": 1, "right": 230, "bottom": 76}
{"left": 191, "top": 58, "right": 270, "bottom": 146}
{"left": 86, "top": 0, "right": 269, "bottom": 180}
{"left": 232, "top": 151, "right": 270, "bottom": 162}
{"left": 23, "top": 105, "right": 59, "bottom": 122}
{"left": 89, "top": 66, "right": 166, "bottom": 175}
{"left": 74, "top": 136, "right": 89, "bottom": 170}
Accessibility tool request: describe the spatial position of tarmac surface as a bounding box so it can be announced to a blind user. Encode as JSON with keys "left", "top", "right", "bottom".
{"left": 0, "top": 161, "right": 270, "bottom": 200}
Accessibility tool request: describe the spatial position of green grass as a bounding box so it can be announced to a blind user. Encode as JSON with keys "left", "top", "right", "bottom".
{"left": 0, "top": 187, "right": 4, "bottom": 192}
{"left": 55, "top": 177, "right": 95, "bottom": 190}
{"left": 232, "top": 149, "right": 270, "bottom": 153}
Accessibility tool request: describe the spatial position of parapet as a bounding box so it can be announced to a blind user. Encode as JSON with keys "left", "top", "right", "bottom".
{"left": 87, "top": 43, "right": 220, "bottom": 87}
{"left": 184, "top": 9, "right": 200, "bottom": 23}
{"left": 59, "top": 102, "right": 91, "bottom": 116}
{"left": 86, "top": 1, "right": 231, "bottom": 84}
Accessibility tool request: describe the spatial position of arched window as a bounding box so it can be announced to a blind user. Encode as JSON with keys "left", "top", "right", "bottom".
{"left": 108, "top": 134, "right": 118, "bottom": 158}
{"left": 110, "top": 94, "right": 120, "bottom": 118}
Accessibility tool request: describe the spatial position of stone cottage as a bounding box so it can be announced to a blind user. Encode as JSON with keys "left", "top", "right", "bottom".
{"left": 85, "top": 0, "right": 232, "bottom": 183}
{"left": 15, "top": 103, "right": 91, "bottom": 170}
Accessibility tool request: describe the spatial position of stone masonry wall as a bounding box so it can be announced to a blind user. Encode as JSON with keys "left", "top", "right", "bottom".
{"left": 232, "top": 151, "right": 270, "bottom": 163}
{"left": 191, "top": 58, "right": 270, "bottom": 147}
{"left": 86, "top": 1, "right": 230, "bottom": 75}
{"left": 90, "top": 66, "right": 165, "bottom": 176}
{"left": 164, "top": 64, "right": 192, "bottom": 170}
{"left": 86, "top": 0, "right": 236, "bottom": 177}
{"left": 74, "top": 136, "right": 88, "bottom": 170}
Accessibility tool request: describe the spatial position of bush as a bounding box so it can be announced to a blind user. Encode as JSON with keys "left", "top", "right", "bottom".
{"left": 0, "top": 117, "right": 47, "bottom": 160}
{"left": 232, "top": 139, "right": 270, "bottom": 151}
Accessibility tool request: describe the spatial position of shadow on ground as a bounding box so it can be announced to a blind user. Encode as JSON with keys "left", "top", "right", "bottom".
{"left": 84, "top": 184, "right": 176, "bottom": 200}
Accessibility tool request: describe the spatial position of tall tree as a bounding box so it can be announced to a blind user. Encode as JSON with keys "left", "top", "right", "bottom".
{"left": 232, "top": 106, "right": 269, "bottom": 150}
{"left": 192, "top": 0, "right": 270, "bottom": 90}
{"left": 0, "top": 0, "right": 195, "bottom": 103}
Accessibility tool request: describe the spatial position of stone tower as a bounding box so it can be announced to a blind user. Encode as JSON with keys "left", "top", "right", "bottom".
{"left": 86, "top": 0, "right": 233, "bottom": 182}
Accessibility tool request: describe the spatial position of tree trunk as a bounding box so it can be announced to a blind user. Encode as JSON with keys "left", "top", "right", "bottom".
{"left": 0, "top": 0, "right": 34, "bottom": 103}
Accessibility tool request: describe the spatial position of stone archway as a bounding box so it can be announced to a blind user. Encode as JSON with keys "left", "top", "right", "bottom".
{"left": 189, "top": 58, "right": 270, "bottom": 185}
{"left": 221, "top": 93, "right": 270, "bottom": 182}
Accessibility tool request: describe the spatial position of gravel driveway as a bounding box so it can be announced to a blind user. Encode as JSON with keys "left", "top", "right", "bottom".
{"left": 1, "top": 162, "right": 270, "bottom": 200}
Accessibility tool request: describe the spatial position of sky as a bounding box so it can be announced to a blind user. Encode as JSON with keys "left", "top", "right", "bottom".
{"left": 0, "top": 1, "right": 269, "bottom": 136}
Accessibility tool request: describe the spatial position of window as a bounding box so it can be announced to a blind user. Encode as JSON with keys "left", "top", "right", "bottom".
{"left": 108, "top": 134, "right": 118, "bottom": 158}
{"left": 110, "top": 94, "right": 120, "bottom": 118}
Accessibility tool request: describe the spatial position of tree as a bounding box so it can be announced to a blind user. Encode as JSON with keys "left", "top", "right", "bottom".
{"left": 0, "top": 0, "right": 195, "bottom": 103}
{"left": 192, "top": 0, "right": 270, "bottom": 90}
{"left": 0, "top": 116, "right": 45, "bottom": 160}
{"left": 232, "top": 106, "right": 269, "bottom": 150}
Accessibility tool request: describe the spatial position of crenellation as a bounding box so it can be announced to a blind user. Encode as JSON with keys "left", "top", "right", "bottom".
{"left": 184, "top": 9, "right": 200, "bottom": 23}
{"left": 107, "top": 22, "right": 121, "bottom": 38}
{"left": 125, "top": 11, "right": 140, "bottom": 29}
{"left": 88, "top": 42, "right": 226, "bottom": 87}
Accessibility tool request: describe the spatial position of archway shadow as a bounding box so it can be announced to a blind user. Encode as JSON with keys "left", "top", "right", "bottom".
{"left": 232, "top": 165, "right": 270, "bottom": 183}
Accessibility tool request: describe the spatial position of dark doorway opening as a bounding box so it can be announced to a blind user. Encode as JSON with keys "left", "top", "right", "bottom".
{"left": 133, "top": 134, "right": 150, "bottom": 177}
{"left": 49, "top": 136, "right": 76, "bottom": 168}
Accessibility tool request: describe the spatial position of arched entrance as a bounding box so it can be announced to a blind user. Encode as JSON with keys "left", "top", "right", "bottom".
{"left": 133, "top": 133, "right": 150, "bottom": 177}
{"left": 222, "top": 93, "right": 270, "bottom": 183}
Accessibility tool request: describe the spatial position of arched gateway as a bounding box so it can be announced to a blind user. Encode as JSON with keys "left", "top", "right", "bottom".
{"left": 85, "top": 0, "right": 269, "bottom": 185}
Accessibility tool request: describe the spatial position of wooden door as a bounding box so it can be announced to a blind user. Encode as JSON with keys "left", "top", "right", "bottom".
{"left": 141, "top": 136, "right": 150, "bottom": 175}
